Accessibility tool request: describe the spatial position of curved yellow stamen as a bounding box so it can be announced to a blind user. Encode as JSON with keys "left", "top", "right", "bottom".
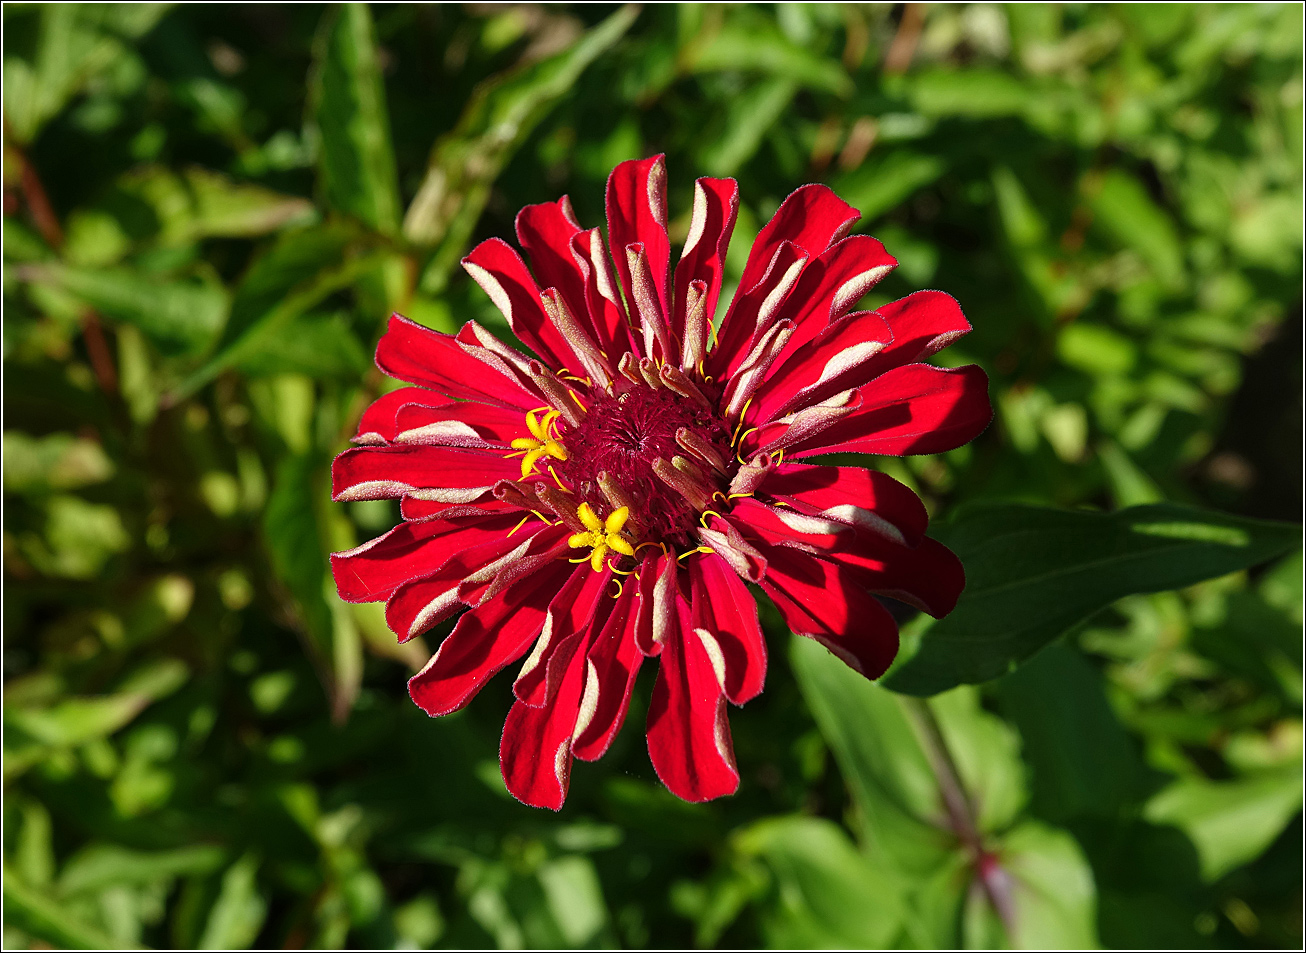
{"left": 568, "top": 503, "right": 637, "bottom": 573}
{"left": 727, "top": 491, "right": 755, "bottom": 501}
{"left": 511, "top": 409, "right": 568, "bottom": 477}
{"left": 730, "top": 400, "right": 754, "bottom": 446}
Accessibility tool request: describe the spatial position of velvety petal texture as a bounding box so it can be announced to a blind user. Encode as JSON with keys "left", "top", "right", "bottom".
{"left": 331, "top": 156, "right": 992, "bottom": 810}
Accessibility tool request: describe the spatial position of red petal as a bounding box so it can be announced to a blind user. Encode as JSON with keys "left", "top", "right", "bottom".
{"left": 399, "top": 496, "right": 513, "bottom": 520}
{"left": 462, "top": 238, "right": 576, "bottom": 371}
{"left": 607, "top": 156, "right": 671, "bottom": 334}
{"left": 571, "top": 577, "right": 643, "bottom": 760}
{"left": 331, "top": 445, "right": 520, "bottom": 502}
{"left": 787, "top": 363, "right": 992, "bottom": 458}
{"left": 759, "top": 462, "right": 929, "bottom": 547}
{"left": 731, "top": 498, "right": 963, "bottom": 619}
{"left": 408, "top": 558, "right": 573, "bottom": 716}
{"left": 500, "top": 626, "right": 590, "bottom": 811}
{"left": 384, "top": 534, "right": 535, "bottom": 640}
{"left": 646, "top": 598, "right": 740, "bottom": 802}
{"left": 331, "top": 512, "right": 520, "bottom": 603}
{"left": 775, "top": 235, "right": 897, "bottom": 357}
{"left": 391, "top": 401, "right": 526, "bottom": 449}
{"left": 688, "top": 554, "right": 767, "bottom": 705}
{"left": 710, "top": 240, "right": 808, "bottom": 380}
{"left": 672, "top": 177, "right": 738, "bottom": 354}
{"left": 757, "top": 544, "right": 900, "bottom": 679}
{"left": 634, "top": 549, "right": 680, "bottom": 656}
{"left": 737, "top": 185, "right": 859, "bottom": 293}
{"left": 860, "top": 290, "right": 973, "bottom": 379}
{"left": 747, "top": 309, "right": 894, "bottom": 425}
{"left": 516, "top": 198, "right": 588, "bottom": 327}
{"left": 513, "top": 565, "right": 613, "bottom": 707}
{"left": 375, "top": 314, "right": 537, "bottom": 409}
{"left": 354, "top": 387, "right": 445, "bottom": 444}
{"left": 570, "top": 227, "right": 633, "bottom": 358}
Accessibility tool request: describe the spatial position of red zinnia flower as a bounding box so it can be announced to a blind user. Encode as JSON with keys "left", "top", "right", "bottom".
{"left": 331, "top": 156, "right": 991, "bottom": 809}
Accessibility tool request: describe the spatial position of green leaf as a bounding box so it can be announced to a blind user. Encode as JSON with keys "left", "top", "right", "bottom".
{"left": 696, "top": 77, "right": 798, "bottom": 177}
{"left": 2, "top": 431, "right": 115, "bottom": 493}
{"left": 687, "top": 19, "right": 853, "bottom": 96}
{"left": 997, "top": 644, "right": 1156, "bottom": 822}
{"left": 536, "top": 856, "right": 608, "bottom": 947}
{"left": 884, "top": 503, "right": 1302, "bottom": 696}
{"left": 198, "top": 853, "right": 267, "bottom": 949}
{"left": 406, "top": 4, "right": 639, "bottom": 292}
{"left": 734, "top": 816, "right": 907, "bottom": 948}
{"left": 22, "top": 264, "right": 227, "bottom": 356}
{"left": 308, "top": 4, "right": 401, "bottom": 235}
{"left": 789, "top": 635, "right": 954, "bottom": 875}
{"left": 233, "top": 311, "right": 367, "bottom": 378}
{"left": 173, "top": 241, "right": 388, "bottom": 399}
{"left": 59, "top": 845, "right": 226, "bottom": 896}
{"left": 2, "top": 865, "right": 126, "bottom": 950}
{"left": 263, "top": 453, "right": 362, "bottom": 723}
{"left": 1143, "top": 765, "right": 1304, "bottom": 881}
{"left": 118, "top": 166, "right": 316, "bottom": 246}
{"left": 1089, "top": 169, "right": 1185, "bottom": 290}
{"left": 910, "top": 68, "right": 1032, "bottom": 119}
{"left": 998, "top": 821, "right": 1100, "bottom": 949}
{"left": 2, "top": 4, "right": 165, "bottom": 144}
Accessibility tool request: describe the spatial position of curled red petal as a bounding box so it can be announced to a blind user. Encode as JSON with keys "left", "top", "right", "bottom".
{"left": 516, "top": 197, "right": 589, "bottom": 328}
{"left": 646, "top": 598, "right": 740, "bottom": 802}
{"left": 688, "top": 553, "right": 767, "bottom": 705}
{"left": 500, "top": 626, "right": 591, "bottom": 811}
{"left": 462, "top": 238, "right": 578, "bottom": 371}
{"left": 390, "top": 401, "right": 526, "bottom": 449}
{"left": 758, "top": 462, "right": 929, "bottom": 547}
{"left": 375, "top": 314, "right": 537, "bottom": 409}
{"left": 672, "top": 176, "right": 738, "bottom": 356}
{"left": 572, "top": 577, "right": 644, "bottom": 761}
{"left": 408, "top": 557, "right": 573, "bottom": 716}
{"left": 330, "top": 512, "right": 520, "bottom": 604}
{"left": 513, "top": 565, "right": 613, "bottom": 707}
{"left": 861, "top": 290, "right": 973, "bottom": 378}
{"left": 607, "top": 154, "right": 671, "bottom": 328}
{"left": 331, "top": 444, "right": 519, "bottom": 503}
{"left": 757, "top": 544, "right": 900, "bottom": 680}
{"left": 747, "top": 309, "right": 894, "bottom": 426}
{"left": 786, "top": 363, "right": 992, "bottom": 458}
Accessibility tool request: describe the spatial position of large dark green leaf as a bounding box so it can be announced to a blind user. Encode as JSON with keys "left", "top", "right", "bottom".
{"left": 996, "top": 644, "right": 1158, "bottom": 822}
{"left": 308, "top": 3, "right": 401, "bottom": 235}
{"left": 884, "top": 503, "right": 1301, "bottom": 696}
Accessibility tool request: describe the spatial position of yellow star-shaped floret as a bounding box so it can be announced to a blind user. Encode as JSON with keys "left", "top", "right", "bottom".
{"left": 567, "top": 503, "right": 636, "bottom": 572}
{"left": 510, "top": 409, "right": 568, "bottom": 478}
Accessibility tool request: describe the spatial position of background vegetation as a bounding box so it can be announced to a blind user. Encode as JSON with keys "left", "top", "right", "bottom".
{"left": 3, "top": 3, "right": 1302, "bottom": 948}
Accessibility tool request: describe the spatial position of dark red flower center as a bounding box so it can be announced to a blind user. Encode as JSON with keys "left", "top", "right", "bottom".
{"left": 556, "top": 383, "right": 732, "bottom": 546}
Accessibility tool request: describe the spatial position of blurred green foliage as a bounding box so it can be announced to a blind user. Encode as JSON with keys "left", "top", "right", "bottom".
{"left": 3, "top": 3, "right": 1301, "bottom": 949}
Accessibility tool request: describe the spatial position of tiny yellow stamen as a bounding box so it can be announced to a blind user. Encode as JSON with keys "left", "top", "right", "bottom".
{"left": 727, "top": 491, "right": 755, "bottom": 501}
{"left": 511, "top": 409, "right": 568, "bottom": 477}
{"left": 568, "top": 503, "right": 637, "bottom": 573}
{"left": 730, "top": 400, "right": 755, "bottom": 446}
{"left": 506, "top": 514, "right": 532, "bottom": 538}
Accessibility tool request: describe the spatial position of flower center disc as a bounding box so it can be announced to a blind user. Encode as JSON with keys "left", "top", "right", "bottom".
{"left": 557, "top": 385, "right": 731, "bottom": 545}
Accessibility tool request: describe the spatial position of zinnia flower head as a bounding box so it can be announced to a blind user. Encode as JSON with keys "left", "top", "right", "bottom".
{"left": 331, "top": 156, "right": 991, "bottom": 809}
